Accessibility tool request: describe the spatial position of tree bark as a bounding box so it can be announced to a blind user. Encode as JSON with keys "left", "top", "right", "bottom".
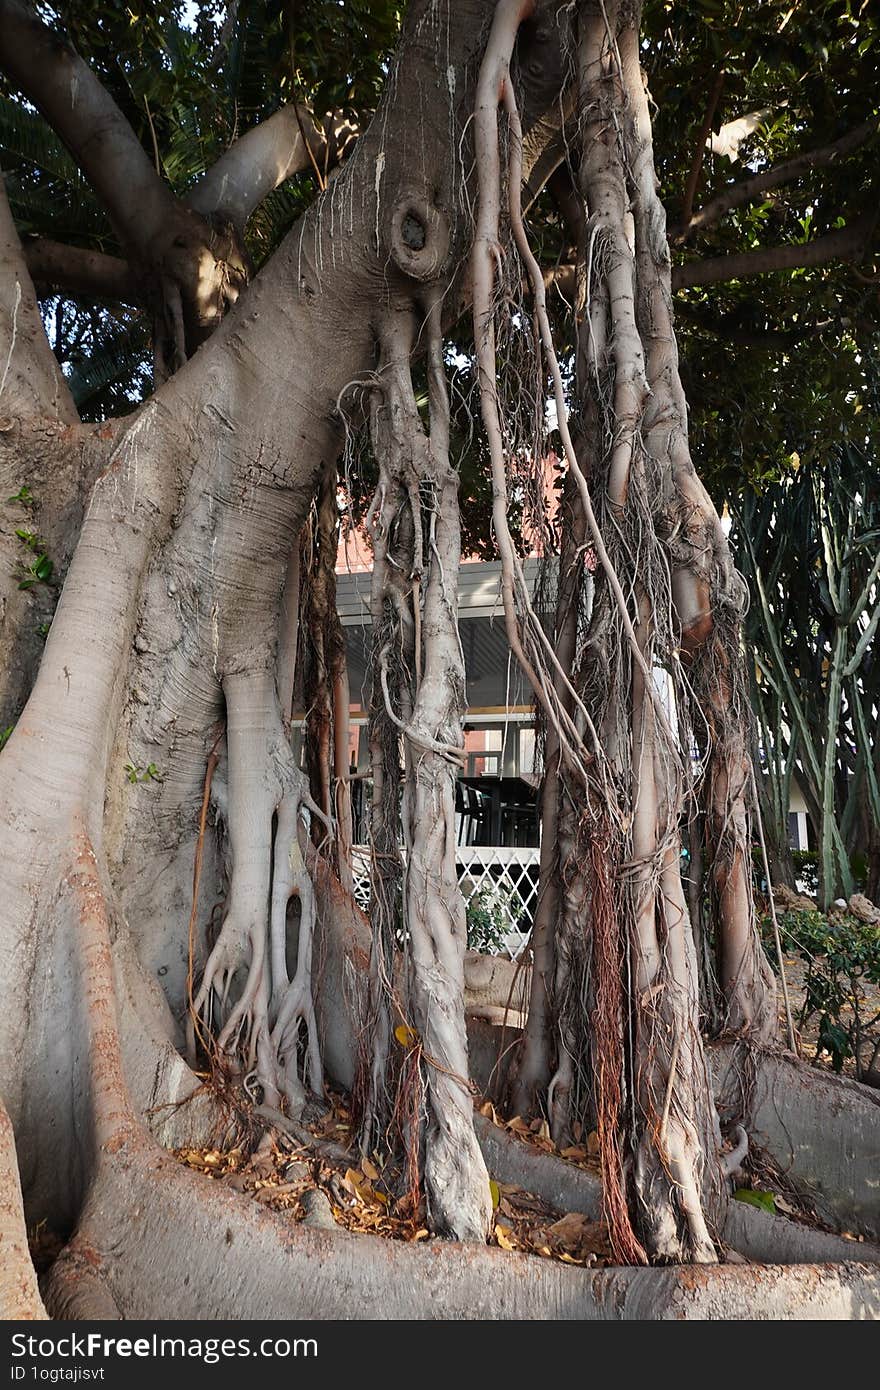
{"left": 0, "top": 0, "right": 568, "bottom": 1270}
{"left": 187, "top": 106, "right": 358, "bottom": 230}
{"left": 512, "top": 471, "right": 585, "bottom": 1118}
{"left": 22, "top": 238, "right": 139, "bottom": 306}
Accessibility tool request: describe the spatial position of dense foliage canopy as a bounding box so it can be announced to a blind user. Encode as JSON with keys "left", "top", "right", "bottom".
{"left": 2, "top": 0, "right": 877, "bottom": 493}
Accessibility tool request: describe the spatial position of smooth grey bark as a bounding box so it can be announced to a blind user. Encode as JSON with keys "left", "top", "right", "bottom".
{"left": 22, "top": 238, "right": 139, "bottom": 306}
{"left": 0, "top": 0, "right": 568, "bottom": 1272}
{"left": 0, "top": 176, "right": 76, "bottom": 424}
{"left": 0, "top": 0, "right": 874, "bottom": 1320}
{"left": 0, "top": 0, "right": 247, "bottom": 362}
{"left": 0, "top": 1, "right": 199, "bottom": 259}
{"left": 0, "top": 173, "right": 112, "bottom": 727}
{"left": 187, "top": 106, "right": 358, "bottom": 229}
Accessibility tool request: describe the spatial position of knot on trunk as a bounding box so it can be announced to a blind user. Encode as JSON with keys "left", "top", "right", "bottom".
{"left": 386, "top": 193, "right": 450, "bottom": 282}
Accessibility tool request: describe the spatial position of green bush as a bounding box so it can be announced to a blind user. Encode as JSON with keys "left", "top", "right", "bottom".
{"left": 466, "top": 884, "right": 523, "bottom": 955}
{"left": 791, "top": 850, "right": 819, "bottom": 896}
{"left": 762, "top": 907, "right": 880, "bottom": 1080}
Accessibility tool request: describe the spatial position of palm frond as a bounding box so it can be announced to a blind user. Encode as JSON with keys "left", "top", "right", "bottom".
{"left": 66, "top": 314, "right": 151, "bottom": 412}
{"left": 0, "top": 95, "right": 80, "bottom": 182}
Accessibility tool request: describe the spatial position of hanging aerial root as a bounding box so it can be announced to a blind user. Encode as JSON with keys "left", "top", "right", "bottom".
{"left": 606, "top": 10, "right": 776, "bottom": 1044}
{"left": 186, "top": 726, "right": 224, "bottom": 1066}
{"left": 690, "top": 620, "right": 777, "bottom": 1043}
{"left": 358, "top": 293, "right": 491, "bottom": 1240}
{"left": 471, "top": 0, "right": 600, "bottom": 790}
{"left": 191, "top": 669, "right": 330, "bottom": 1120}
{"left": 587, "top": 823, "right": 649, "bottom": 1266}
{"left": 469, "top": 0, "right": 729, "bottom": 1264}
{"left": 300, "top": 464, "right": 355, "bottom": 890}
{"left": 513, "top": 469, "right": 589, "bottom": 1119}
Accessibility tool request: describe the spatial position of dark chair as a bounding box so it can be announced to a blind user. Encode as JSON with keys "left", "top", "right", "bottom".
{"left": 500, "top": 799, "right": 539, "bottom": 847}
{"left": 457, "top": 783, "right": 488, "bottom": 845}
{"left": 455, "top": 781, "right": 468, "bottom": 845}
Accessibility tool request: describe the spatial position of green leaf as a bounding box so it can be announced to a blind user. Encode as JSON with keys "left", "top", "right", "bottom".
{"left": 734, "top": 1188, "right": 776, "bottom": 1214}
{"left": 6, "top": 486, "right": 34, "bottom": 506}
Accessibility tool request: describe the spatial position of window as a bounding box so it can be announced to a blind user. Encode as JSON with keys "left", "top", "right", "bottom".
{"left": 788, "top": 812, "right": 801, "bottom": 849}
{"left": 464, "top": 726, "right": 502, "bottom": 777}
{"left": 518, "top": 726, "right": 537, "bottom": 776}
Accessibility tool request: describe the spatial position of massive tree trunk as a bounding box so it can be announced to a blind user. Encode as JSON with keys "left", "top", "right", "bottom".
{"left": 0, "top": 0, "right": 569, "bottom": 1310}
{"left": 0, "top": 0, "right": 868, "bottom": 1320}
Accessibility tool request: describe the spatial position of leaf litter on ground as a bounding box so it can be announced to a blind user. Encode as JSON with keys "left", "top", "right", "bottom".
{"left": 174, "top": 1089, "right": 615, "bottom": 1268}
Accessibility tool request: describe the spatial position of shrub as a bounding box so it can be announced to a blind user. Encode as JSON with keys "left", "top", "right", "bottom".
{"left": 762, "top": 907, "right": 880, "bottom": 1081}
{"left": 791, "top": 850, "right": 819, "bottom": 896}
{"left": 466, "top": 884, "right": 523, "bottom": 955}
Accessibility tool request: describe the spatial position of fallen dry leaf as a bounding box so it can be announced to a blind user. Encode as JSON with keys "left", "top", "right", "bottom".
{"left": 494, "top": 1224, "right": 515, "bottom": 1251}
{"left": 560, "top": 1145, "right": 587, "bottom": 1161}
{"left": 546, "top": 1212, "right": 592, "bottom": 1244}
{"left": 173, "top": 1089, "right": 621, "bottom": 1274}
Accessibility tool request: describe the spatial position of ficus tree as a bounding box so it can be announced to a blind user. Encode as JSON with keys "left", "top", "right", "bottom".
{"left": 0, "top": 0, "right": 877, "bottom": 1320}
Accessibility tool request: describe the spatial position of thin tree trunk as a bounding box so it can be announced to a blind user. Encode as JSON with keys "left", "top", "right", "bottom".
{"left": 366, "top": 302, "right": 491, "bottom": 1240}
{"left": 513, "top": 472, "right": 585, "bottom": 1117}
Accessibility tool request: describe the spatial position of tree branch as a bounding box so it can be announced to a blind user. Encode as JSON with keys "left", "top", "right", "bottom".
{"left": 685, "top": 119, "right": 878, "bottom": 237}
{"left": 187, "top": 106, "right": 358, "bottom": 229}
{"left": 0, "top": 173, "right": 77, "bottom": 422}
{"left": 22, "top": 238, "right": 138, "bottom": 305}
{"left": 549, "top": 217, "right": 875, "bottom": 297}
{"left": 0, "top": 0, "right": 196, "bottom": 266}
{"left": 675, "top": 297, "right": 834, "bottom": 350}
{"left": 678, "top": 68, "right": 726, "bottom": 234}
{"left": 674, "top": 213, "right": 875, "bottom": 289}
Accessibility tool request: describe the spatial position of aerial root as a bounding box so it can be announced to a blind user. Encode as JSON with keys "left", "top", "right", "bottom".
{"left": 41, "top": 1245, "right": 121, "bottom": 1320}
{"left": 191, "top": 670, "right": 328, "bottom": 1120}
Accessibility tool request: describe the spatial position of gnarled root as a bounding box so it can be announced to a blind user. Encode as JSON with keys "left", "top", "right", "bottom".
{"left": 2, "top": 812, "right": 876, "bottom": 1323}
{"left": 42, "top": 1247, "right": 121, "bottom": 1320}
{"left": 193, "top": 668, "right": 327, "bottom": 1117}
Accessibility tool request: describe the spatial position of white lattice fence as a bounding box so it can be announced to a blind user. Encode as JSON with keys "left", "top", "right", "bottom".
{"left": 352, "top": 846, "right": 372, "bottom": 914}
{"left": 350, "top": 845, "right": 539, "bottom": 958}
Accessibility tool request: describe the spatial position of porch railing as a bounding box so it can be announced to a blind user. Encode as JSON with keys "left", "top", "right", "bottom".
{"left": 350, "top": 844, "right": 540, "bottom": 959}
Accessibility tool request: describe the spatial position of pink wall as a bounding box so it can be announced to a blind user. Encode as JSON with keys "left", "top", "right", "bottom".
{"left": 335, "top": 452, "right": 561, "bottom": 573}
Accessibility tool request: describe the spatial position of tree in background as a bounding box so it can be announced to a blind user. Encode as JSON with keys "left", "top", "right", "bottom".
{"left": 735, "top": 442, "right": 880, "bottom": 906}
